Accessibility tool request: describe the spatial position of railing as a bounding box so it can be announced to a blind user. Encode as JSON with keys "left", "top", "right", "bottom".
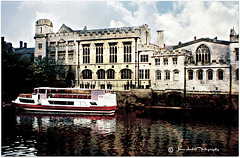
{"left": 19, "top": 94, "right": 32, "bottom": 98}
{"left": 50, "top": 93, "right": 91, "bottom": 99}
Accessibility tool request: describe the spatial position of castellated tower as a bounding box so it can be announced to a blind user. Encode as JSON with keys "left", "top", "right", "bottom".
{"left": 34, "top": 19, "right": 53, "bottom": 58}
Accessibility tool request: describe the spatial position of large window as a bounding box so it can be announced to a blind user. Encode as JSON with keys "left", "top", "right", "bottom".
{"left": 109, "top": 43, "right": 117, "bottom": 63}
{"left": 121, "top": 69, "right": 132, "bottom": 79}
{"left": 156, "top": 71, "right": 161, "bottom": 80}
{"left": 197, "top": 69, "right": 203, "bottom": 80}
{"left": 123, "top": 42, "right": 132, "bottom": 63}
{"left": 207, "top": 69, "right": 213, "bottom": 80}
{"left": 107, "top": 69, "right": 115, "bottom": 79}
{"left": 145, "top": 69, "right": 150, "bottom": 79}
{"left": 196, "top": 44, "right": 211, "bottom": 64}
{"left": 97, "top": 69, "right": 105, "bottom": 79}
{"left": 58, "top": 42, "right": 65, "bottom": 52}
{"left": 188, "top": 70, "right": 193, "bottom": 80}
{"left": 218, "top": 70, "right": 224, "bottom": 80}
{"left": 83, "top": 44, "right": 90, "bottom": 64}
{"left": 139, "top": 69, "right": 144, "bottom": 79}
{"left": 96, "top": 44, "right": 103, "bottom": 63}
{"left": 82, "top": 70, "right": 92, "bottom": 79}
{"left": 140, "top": 55, "right": 149, "bottom": 62}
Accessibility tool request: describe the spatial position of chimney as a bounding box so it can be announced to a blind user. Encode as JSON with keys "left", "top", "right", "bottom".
{"left": 156, "top": 30, "right": 164, "bottom": 49}
{"left": 24, "top": 42, "right": 27, "bottom": 48}
{"left": 213, "top": 37, "right": 217, "bottom": 42}
{"left": 20, "top": 41, "right": 23, "bottom": 48}
{"left": 194, "top": 36, "right": 196, "bottom": 40}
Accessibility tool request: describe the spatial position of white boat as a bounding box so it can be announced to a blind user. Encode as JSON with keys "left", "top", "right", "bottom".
{"left": 12, "top": 87, "right": 117, "bottom": 115}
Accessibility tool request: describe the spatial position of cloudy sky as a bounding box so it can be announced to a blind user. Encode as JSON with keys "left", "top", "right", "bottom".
{"left": 1, "top": 1, "right": 239, "bottom": 48}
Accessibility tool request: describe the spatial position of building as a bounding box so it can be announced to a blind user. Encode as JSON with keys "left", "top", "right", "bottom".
{"left": 34, "top": 19, "right": 159, "bottom": 91}
{"left": 34, "top": 19, "right": 238, "bottom": 96}
{"left": 14, "top": 41, "right": 34, "bottom": 60}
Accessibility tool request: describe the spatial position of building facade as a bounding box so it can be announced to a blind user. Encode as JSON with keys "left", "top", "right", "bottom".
{"left": 34, "top": 19, "right": 238, "bottom": 95}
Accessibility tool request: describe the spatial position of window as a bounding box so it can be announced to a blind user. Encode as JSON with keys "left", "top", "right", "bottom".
{"left": 96, "top": 44, "right": 103, "bottom": 63}
{"left": 188, "top": 70, "right": 193, "bottom": 80}
{"left": 139, "top": 69, "right": 144, "bottom": 79}
{"left": 139, "top": 69, "right": 150, "bottom": 79}
{"left": 50, "top": 53, "right": 55, "bottom": 63}
{"left": 109, "top": 43, "right": 117, "bottom": 63}
{"left": 100, "top": 84, "right": 105, "bottom": 89}
{"left": 173, "top": 70, "right": 179, "bottom": 80}
{"left": 107, "top": 69, "right": 115, "bottom": 79}
{"left": 196, "top": 44, "right": 211, "bottom": 64}
{"left": 155, "top": 58, "right": 160, "bottom": 65}
{"left": 156, "top": 71, "right": 161, "bottom": 80}
{"left": 207, "top": 70, "right": 213, "bottom": 80}
{"left": 235, "top": 48, "right": 239, "bottom": 61}
{"left": 173, "top": 58, "right": 177, "bottom": 65}
{"left": 68, "top": 41, "right": 74, "bottom": 51}
{"left": 197, "top": 70, "right": 203, "bottom": 80}
{"left": 107, "top": 84, "right": 112, "bottom": 89}
{"left": 124, "top": 42, "right": 132, "bottom": 62}
{"left": 236, "top": 69, "right": 239, "bottom": 80}
{"left": 165, "top": 71, "right": 170, "bottom": 80}
{"left": 49, "top": 42, "right": 56, "bottom": 52}
{"left": 164, "top": 58, "right": 168, "bottom": 65}
{"left": 218, "top": 70, "right": 224, "bottom": 80}
{"left": 140, "top": 55, "right": 149, "bottom": 62}
{"left": 38, "top": 43, "right": 42, "bottom": 49}
{"left": 83, "top": 44, "right": 90, "bottom": 64}
{"left": 58, "top": 53, "right": 65, "bottom": 65}
{"left": 97, "top": 69, "right": 105, "bottom": 79}
{"left": 121, "top": 69, "right": 132, "bottom": 79}
{"left": 68, "top": 53, "right": 73, "bottom": 65}
{"left": 82, "top": 70, "right": 92, "bottom": 79}
{"left": 58, "top": 42, "right": 65, "bottom": 51}
{"left": 40, "top": 27, "right": 42, "bottom": 33}
{"left": 145, "top": 69, "right": 150, "bottom": 79}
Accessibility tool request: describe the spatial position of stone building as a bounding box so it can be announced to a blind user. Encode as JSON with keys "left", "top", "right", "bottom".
{"left": 34, "top": 19, "right": 238, "bottom": 96}
{"left": 34, "top": 19, "right": 157, "bottom": 91}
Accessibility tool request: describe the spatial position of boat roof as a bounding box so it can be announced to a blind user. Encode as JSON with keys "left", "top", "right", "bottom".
{"left": 35, "top": 87, "right": 113, "bottom": 91}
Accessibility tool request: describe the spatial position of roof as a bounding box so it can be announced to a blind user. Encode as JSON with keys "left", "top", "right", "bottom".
{"left": 14, "top": 48, "right": 34, "bottom": 54}
{"left": 173, "top": 38, "right": 232, "bottom": 50}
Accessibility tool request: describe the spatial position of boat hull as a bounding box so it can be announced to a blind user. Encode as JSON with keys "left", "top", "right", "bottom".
{"left": 14, "top": 103, "right": 117, "bottom": 115}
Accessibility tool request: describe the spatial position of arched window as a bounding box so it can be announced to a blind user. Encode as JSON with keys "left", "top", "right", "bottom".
{"left": 82, "top": 69, "right": 92, "bottom": 79}
{"left": 197, "top": 69, "right": 203, "bottom": 80}
{"left": 196, "top": 44, "right": 211, "bottom": 64}
{"left": 97, "top": 69, "right": 105, "bottom": 79}
{"left": 188, "top": 70, "right": 193, "bottom": 80}
{"left": 218, "top": 69, "right": 224, "bottom": 80}
{"left": 236, "top": 69, "right": 239, "bottom": 80}
{"left": 121, "top": 69, "right": 132, "bottom": 79}
{"left": 107, "top": 69, "right": 115, "bottom": 79}
{"left": 207, "top": 69, "right": 213, "bottom": 80}
{"left": 156, "top": 70, "right": 161, "bottom": 80}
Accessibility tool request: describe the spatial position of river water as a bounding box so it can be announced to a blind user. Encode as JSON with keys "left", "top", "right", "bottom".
{"left": 1, "top": 106, "right": 238, "bottom": 156}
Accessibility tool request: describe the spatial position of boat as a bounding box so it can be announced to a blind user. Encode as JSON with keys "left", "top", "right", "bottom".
{"left": 12, "top": 87, "right": 117, "bottom": 115}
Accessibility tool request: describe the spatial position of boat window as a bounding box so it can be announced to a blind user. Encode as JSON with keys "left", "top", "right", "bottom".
{"left": 39, "top": 89, "right": 46, "bottom": 94}
{"left": 90, "top": 102, "right": 97, "bottom": 105}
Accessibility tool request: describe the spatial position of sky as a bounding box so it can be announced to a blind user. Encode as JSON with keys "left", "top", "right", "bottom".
{"left": 1, "top": 1, "right": 239, "bottom": 48}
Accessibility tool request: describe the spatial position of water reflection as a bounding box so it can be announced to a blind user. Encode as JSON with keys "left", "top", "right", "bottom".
{"left": 1, "top": 108, "right": 238, "bottom": 156}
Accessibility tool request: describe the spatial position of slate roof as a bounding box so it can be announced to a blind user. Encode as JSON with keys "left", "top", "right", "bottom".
{"left": 173, "top": 38, "right": 232, "bottom": 50}
{"left": 14, "top": 48, "right": 34, "bottom": 54}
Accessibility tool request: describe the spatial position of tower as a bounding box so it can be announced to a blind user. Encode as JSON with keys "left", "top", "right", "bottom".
{"left": 34, "top": 19, "right": 53, "bottom": 58}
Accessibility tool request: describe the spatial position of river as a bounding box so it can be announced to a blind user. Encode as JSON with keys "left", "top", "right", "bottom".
{"left": 1, "top": 105, "right": 238, "bottom": 156}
